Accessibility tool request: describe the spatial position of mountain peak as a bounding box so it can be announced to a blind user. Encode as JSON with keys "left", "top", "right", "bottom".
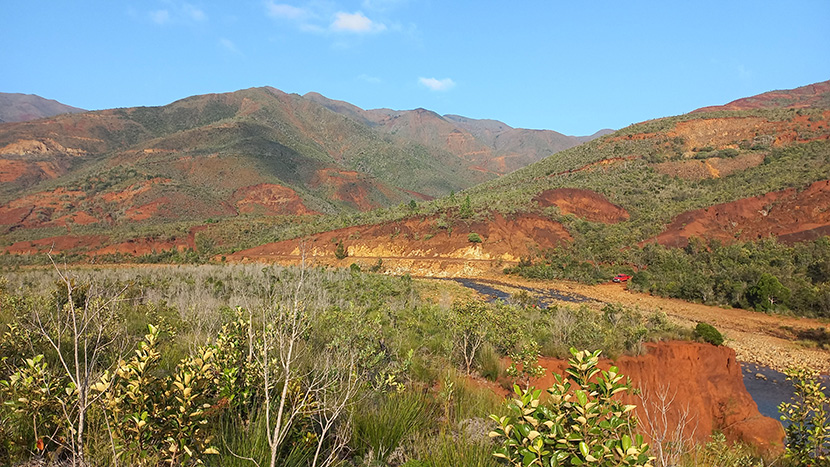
{"left": 0, "top": 92, "right": 85, "bottom": 123}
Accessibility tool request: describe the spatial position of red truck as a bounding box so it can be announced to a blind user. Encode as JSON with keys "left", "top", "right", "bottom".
{"left": 612, "top": 273, "right": 631, "bottom": 283}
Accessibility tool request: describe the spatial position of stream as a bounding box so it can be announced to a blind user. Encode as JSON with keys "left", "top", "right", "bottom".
{"left": 448, "top": 278, "right": 827, "bottom": 424}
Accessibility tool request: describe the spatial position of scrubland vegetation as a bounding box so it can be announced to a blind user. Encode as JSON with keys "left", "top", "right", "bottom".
{"left": 0, "top": 264, "right": 824, "bottom": 466}
{"left": 507, "top": 235, "right": 830, "bottom": 319}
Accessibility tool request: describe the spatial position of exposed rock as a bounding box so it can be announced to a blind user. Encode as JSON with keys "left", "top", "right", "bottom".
{"left": 525, "top": 341, "right": 784, "bottom": 455}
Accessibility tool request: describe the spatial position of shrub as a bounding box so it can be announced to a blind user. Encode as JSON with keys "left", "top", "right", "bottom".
{"left": 489, "top": 348, "right": 653, "bottom": 466}
{"left": 334, "top": 241, "right": 348, "bottom": 260}
{"left": 468, "top": 232, "right": 483, "bottom": 243}
{"left": 779, "top": 366, "right": 829, "bottom": 464}
{"left": 694, "top": 322, "right": 724, "bottom": 346}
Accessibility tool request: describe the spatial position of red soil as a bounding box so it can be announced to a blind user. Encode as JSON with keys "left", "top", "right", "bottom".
{"left": 653, "top": 153, "right": 766, "bottom": 180}
{"left": 230, "top": 213, "right": 571, "bottom": 275}
{"left": 310, "top": 168, "right": 394, "bottom": 211}
{"left": 613, "top": 112, "right": 830, "bottom": 155}
{"left": 499, "top": 341, "right": 784, "bottom": 454}
{"left": 533, "top": 188, "right": 629, "bottom": 223}
{"left": 0, "top": 159, "right": 67, "bottom": 183}
{"left": 693, "top": 81, "right": 830, "bottom": 113}
{"left": 651, "top": 179, "right": 830, "bottom": 247}
{"left": 89, "top": 238, "right": 188, "bottom": 256}
{"left": 232, "top": 184, "right": 317, "bottom": 216}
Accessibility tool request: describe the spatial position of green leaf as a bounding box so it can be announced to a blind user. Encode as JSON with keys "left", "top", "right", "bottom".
{"left": 579, "top": 441, "right": 589, "bottom": 458}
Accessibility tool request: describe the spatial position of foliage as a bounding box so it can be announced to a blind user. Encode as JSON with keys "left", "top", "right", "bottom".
{"left": 505, "top": 340, "right": 545, "bottom": 389}
{"left": 94, "top": 324, "right": 219, "bottom": 465}
{"left": 694, "top": 322, "right": 724, "bottom": 346}
{"left": 0, "top": 264, "right": 699, "bottom": 466}
{"left": 352, "top": 391, "right": 435, "bottom": 464}
{"left": 778, "top": 366, "right": 829, "bottom": 465}
{"left": 469, "top": 232, "right": 484, "bottom": 243}
{"left": 489, "top": 348, "right": 653, "bottom": 467}
{"left": 334, "top": 241, "right": 348, "bottom": 260}
{"left": 746, "top": 273, "right": 791, "bottom": 312}
{"left": 621, "top": 237, "right": 830, "bottom": 318}
{"left": 450, "top": 300, "right": 497, "bottom": 375}
{"left": 0, "top": 354, "right": 68, "bottom": 461}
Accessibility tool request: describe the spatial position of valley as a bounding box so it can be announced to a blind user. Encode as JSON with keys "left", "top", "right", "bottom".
{"left": 2, "top": 80, "right": 830, "bottom": 466}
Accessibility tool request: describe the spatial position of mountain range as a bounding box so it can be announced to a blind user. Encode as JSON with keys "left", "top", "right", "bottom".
{"left": 0, "top": 81, "right": 828, "bottom": 260}
{"left": 0, "top": 87, "right": 605, "bottom": 240}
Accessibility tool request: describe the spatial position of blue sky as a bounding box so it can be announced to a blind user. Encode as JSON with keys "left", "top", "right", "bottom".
{"left": 2, "top": 1, "right": 828, "bottom": 135}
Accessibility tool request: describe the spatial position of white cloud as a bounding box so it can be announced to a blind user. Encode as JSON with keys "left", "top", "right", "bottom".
{"left": 419, "top": 77, "right": 455, "bottom": 91}
{"left": 331, "top": 11, "right": 386, "bottom": 33}
{"left": 150, "top": 9, "right": 171, "bottom": 24}
{"left": 265, "top": 2, "right": 307, "bottom": 20}
{"left": 219, "top": 38, "right": 240, "bottom": 54}
{"left": 362, "top": 0, "right": 407, "bottom": 11}
{"left": 358, "top": 74, "right": 382, "bottom": 84}
{"left": 184, "top": 3, "right": 207, "bottom": 21}
{"left": 148, "top": 3, "right": 206, "bottom": 25}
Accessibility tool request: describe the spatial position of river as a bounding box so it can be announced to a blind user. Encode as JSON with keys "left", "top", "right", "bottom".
{"left": 447, "top": 278, "right": 828, "bottom": 424}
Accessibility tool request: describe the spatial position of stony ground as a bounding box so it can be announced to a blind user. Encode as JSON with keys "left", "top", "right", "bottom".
{"left": 475, "top": 273, "right": 830, "bottom": 374}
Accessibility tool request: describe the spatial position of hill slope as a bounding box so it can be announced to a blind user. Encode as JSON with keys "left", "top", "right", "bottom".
{"left": 0, "top": 86, "right": 604, "bottom": 253}
{"left": 692, "top": 80, "right": 830, "bottom": 113}
{"left": 305, "top": 92, "right": 602, "bottom": 174}
{"left": 0, "top": 93, "right": 85, "bottom": 123}
{"left": 227, "top": 81, "right": 830, "bottom": 271}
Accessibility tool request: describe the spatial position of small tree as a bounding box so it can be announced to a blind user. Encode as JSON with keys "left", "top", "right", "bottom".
{"left": 746, "top": 273, "right": 790, "bottom": 311}
{"left": 490, "top": 348, "right": 653, "bottom": 467}
{"left": 779, "top": 366, "right": 829, "bottom": 464}
{"left": 460, "top": 195, "right": 473, "bottom": 219}
{"left": 334, "top": 241, "right": 348, "bottom": 260}
{"left": 468, "top": 232, "right": 483, "bottom": 243}
{"left": 450, "top": 300, "right": 491, "bottom": 375}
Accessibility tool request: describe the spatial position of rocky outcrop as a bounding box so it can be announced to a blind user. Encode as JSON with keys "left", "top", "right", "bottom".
{"left": 530, "top": 341, "right": 785, "bottom": 454}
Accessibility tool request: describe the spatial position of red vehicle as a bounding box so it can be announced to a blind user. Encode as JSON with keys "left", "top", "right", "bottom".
{"left": 612, "top": 273, "right": 631, "bottom": 283}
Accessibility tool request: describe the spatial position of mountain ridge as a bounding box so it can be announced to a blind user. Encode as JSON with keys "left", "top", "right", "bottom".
{"left": 0, "top": 92, "right": 85, "bottom": 123}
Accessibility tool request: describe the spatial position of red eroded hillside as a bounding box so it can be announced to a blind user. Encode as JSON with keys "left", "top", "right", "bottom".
{"left": 651, "top": 179, "right": 830, "bottom": 247}
{"left": 533, "top": 188, "right": 629, "bottom": 223}
{"left": 514, "top": 342, "right": 784, "bottom": 453}
{"left": 230, "top": 213, "right": 571, "bottom": 275}
{"left": 693, "top": 80, "right": 830, "bottom": 113}
{"left": 232, "top": 183, "right": 317, "bottom": 215}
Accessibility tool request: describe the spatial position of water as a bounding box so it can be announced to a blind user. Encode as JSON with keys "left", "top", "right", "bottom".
{"left": 449, "top": 278, "right": 596, "bottom": 308}
{"left": 741, "top": 363, "right": 794, "bottom": 422}
{"left": 447, "top": 278, "right": 827, "bottom": 425}
{"left": 742, "top": 362, "right": 830, "bottom": 424}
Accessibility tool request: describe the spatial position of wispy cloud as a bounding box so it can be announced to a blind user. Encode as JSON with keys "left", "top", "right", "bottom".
{"left": 150, "top": 9, "right": 171, "bottom": 24}
{"left": 362, "top": 0, "right": 407, "bottom": 11}
{"left": 148, "top": 2, "right": 207, "bottom": 25}
{"left": 419, "top": 77, "right": 455, "bottom": 91}
{"left": 265, "top": 2, "right": 308, "bottom": 20}
{"left": 358, "top": 74, "right": 382, "bottom": 84}
{"left": 331, "top": 11, "right": 386, "bottom": 33}
{"left": 184, "top": 3, "right": 207, "bottom": 21}
{"left": 264, "top": 3, "right": 386, "bottom": 36}
{"left": 219, "top": 38, "right": 241, "bottom": 54}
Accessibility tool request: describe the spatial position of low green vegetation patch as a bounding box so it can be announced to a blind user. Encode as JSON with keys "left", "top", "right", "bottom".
{"left": 0, "top": 263, "right": 681, "bottom": 466}
{"left": 0, "top": 263, "right": 818, "bottom": 466}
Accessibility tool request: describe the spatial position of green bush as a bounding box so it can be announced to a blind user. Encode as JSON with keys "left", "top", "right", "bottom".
{"left": 334, "top": 241, "right": 348, "bottom": 260}
{"left": 489, "top": 348, "right": 653, "bottom": 466}
{"left": 694, "top": 322, "right": 724, "bottom": 346}
{"left": 468, "top": 232, "right": 483, "bottom": 243}
{"left": 779, "top": 366, "right": 829, "bottom": 464}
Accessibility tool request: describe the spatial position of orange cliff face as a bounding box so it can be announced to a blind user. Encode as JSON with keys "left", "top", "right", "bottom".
{"left": 510, "top": 341, "right": 785, "bottom": 455}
